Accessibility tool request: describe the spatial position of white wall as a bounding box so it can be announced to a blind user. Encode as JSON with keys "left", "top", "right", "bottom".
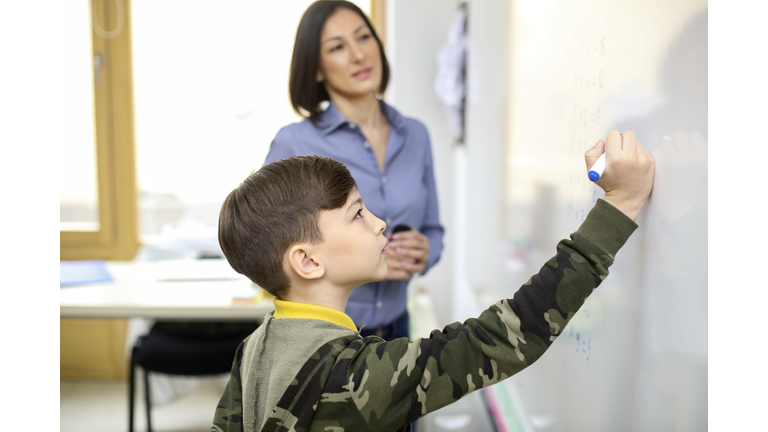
{"left": 388, "top": 0, "right": 509, "bottom": 326}
{"left": 462, "top": 0, "right": 510, "bottom": 307}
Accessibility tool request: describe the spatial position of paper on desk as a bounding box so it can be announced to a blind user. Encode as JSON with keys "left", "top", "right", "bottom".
{"left": 60, "top": 260, "right": 114, "bottom": 287}
{"left": 155, "top": 259, "right": 241, "bottom": 281}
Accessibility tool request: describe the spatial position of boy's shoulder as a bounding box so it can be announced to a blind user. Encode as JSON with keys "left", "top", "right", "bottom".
{"left": 212, "top": 314, "right": 361, "bottom": 432}
{"left": 237, "top": 315, "right": 360, "bottom": 432}
{"left": 258, "top": 332, "right": 383, "bottom": 432}
{"left": 242, "top": 314, "right": 358, "bottom": 371}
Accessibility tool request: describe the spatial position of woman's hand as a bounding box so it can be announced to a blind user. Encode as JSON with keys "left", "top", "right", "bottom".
{"left": 383, "top": 230, "right": 431, "bottom": 280}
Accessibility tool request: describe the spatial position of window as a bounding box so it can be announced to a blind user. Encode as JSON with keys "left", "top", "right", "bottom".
{"left": 132, "top": 1, "right": 374, "bottom": 249}
{"left": 60, "top": 0, "right": 99, "bottom": 232}
{"left": 60, "top": 0, "right": 381, "bottom": 260}
{"left": 60, "top": 0, "right": 139, "bottom": 261}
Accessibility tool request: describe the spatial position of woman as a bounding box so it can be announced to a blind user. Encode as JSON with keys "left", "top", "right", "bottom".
{"left": 264, "top": 0, "right": 444, "bottom": 341}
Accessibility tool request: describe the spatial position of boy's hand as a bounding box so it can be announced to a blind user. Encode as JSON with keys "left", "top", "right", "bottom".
{"left": 586, "top": 130, "right": 655, "bottom": 221}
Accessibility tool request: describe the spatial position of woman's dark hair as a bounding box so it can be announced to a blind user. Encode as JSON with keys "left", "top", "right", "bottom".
{"left": 289, "top": 0, "right": 390, "bottom": 119}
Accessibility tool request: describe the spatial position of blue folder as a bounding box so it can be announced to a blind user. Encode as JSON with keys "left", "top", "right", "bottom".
{"left": 60, "top": 260, "right": 114, "bottom": 287}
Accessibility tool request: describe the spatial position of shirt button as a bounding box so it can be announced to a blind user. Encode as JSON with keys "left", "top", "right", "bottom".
{"left": 349, "top": 123, "right": 357, "bottom": 130}
{"left": 376, "top": 301, "right": 383, "bottom": 308}
{"left": 363, "top": 140, "right": 371, "bottom": 148}
{"left": 381, "top": 176, "right": 387, "bottom": 183}
{"left": 386, "top": 218, "right": 392, "bottom": 225}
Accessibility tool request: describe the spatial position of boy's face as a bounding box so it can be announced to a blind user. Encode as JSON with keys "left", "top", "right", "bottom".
{"left": 315, "top": 189, "right": 389, "bottom": 289}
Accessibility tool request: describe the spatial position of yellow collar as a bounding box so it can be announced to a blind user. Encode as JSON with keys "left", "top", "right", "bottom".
{"left": 273, "top": 298, "right": 358, "bottom": 332}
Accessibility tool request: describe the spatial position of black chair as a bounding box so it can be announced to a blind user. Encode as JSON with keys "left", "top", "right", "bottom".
{"left": 128, "top": 320, "right": 258, "bottom": 432}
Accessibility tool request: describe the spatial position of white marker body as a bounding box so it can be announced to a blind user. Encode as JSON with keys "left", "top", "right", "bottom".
{"left": 588, "top": 152, "right": 606, "bottom": 182}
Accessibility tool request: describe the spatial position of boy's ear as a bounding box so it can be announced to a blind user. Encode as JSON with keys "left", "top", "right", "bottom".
{"left": 286, "top": 244, "right": 324, "bottom": 281}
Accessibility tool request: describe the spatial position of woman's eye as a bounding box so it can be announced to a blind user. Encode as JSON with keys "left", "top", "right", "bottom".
{"left": 355, "top": 209, "right": 363, "bottom": 219}
{"left": 359, "top": 33, "right": 371, "bottom": 41}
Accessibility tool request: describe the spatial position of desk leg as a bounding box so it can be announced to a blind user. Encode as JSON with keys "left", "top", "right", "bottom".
{"left": 144, "top": 369, "right": 153, "bottom": 432}
{"left": 128, "top": 354, "right": 135, "bottom": 432}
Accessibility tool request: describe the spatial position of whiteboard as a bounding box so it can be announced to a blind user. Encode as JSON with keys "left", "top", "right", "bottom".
{"left": 501, "top": 1, "right": 707, "bottom": 431}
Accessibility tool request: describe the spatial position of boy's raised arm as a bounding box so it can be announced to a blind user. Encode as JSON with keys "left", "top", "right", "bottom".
{"left": 315, "top": 131, "right": 654, "bottom": 431}
{"left": 327, "top": 199, "right": 637, "bottom": 431}
{"left": 253, "top": 131, "right": 655, "bottom": 432}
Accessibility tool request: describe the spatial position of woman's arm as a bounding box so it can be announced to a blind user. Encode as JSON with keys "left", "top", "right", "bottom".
{"left": 386, "top": 130, "right": 444, "bottom": 277}
{"left": 416, "top": 139, "right": 444, "bottom": 273}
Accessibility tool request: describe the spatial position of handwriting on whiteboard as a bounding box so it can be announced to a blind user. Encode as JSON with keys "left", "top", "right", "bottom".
{"left": 568, "top": 324, "right": 592, "bottom": 362}
{"left": 565, "top": 31, "right": 607, "bottom": 227}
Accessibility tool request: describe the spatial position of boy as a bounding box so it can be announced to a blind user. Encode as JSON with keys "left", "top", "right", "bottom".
{"left": 212, "top": 130, "right": 654, "bottom": 432}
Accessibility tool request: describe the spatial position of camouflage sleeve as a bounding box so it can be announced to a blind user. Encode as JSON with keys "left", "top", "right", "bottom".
{"left": 211, "top": 341, "right": 246, "bottom": 432}
{"left": 326, "top": 199, "right": 638, "bottom": 431}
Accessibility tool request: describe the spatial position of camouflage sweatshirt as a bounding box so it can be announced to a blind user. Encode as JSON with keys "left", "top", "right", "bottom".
{"left": 212, "top": 199, "right": 637, "bottom": 432}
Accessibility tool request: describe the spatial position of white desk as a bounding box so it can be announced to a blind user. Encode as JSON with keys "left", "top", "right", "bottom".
{"left": 60, "top": 261, "right": 274, "bottom": 320}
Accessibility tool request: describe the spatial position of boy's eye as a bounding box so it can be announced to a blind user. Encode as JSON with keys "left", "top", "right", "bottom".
{"left": 355, "top": 209, "right": 363, "bottom": 219}
{"left": 330, "top": 44, "right": 343, "bottom": 52}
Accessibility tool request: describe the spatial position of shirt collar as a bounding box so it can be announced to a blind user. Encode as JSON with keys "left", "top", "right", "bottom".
{"left": 314, "top": 101, "right": 348, "bottom": 135}
{"left": 314, "top": 100, "right": 407, "bottom": 135}
{"left": 272, "top": 298, "right": 358, "bottom": 332}
{"left": 379, "top": 100, "right": 407, "bottom": 133}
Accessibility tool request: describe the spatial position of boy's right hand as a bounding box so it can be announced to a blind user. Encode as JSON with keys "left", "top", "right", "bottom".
{"left": 585, "top": 130, "right": 655, "bottom": 221}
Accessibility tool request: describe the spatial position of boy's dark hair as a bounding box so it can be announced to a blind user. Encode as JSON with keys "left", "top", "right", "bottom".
{"left": 289, "top": 0, "right": 390, "bottom": 119}
{"left": 219, "top": 156, "right": 357, "bottom": 297}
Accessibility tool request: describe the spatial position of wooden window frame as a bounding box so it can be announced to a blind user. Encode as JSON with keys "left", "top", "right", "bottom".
{"left": 370, "top": 0, "right": 387, "bottom": 44}
{"left": 60, "top": 0, "right": 139, "bottom": 261}
{"left": 60, "top": 0, "right": 383, "bottom": 261}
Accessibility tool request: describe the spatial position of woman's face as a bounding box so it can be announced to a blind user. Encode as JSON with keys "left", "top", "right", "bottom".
{"left": 317, "top": 8, "right": 382, "bottom": 100}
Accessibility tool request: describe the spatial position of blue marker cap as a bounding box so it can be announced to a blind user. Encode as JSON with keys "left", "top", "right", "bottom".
{"left": 588, "top": 152, "right": 606, "bottom": 182}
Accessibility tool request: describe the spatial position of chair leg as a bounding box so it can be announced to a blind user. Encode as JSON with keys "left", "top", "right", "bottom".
{"left": 128, "top": 356, "right": 135, "bottom": 432}
{"left": 144, "top": 369, "right": 153, "bottom": 432}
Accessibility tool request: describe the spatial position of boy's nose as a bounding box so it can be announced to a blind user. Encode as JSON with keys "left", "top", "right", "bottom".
{"left": 375, "top": 215, "right": 386, "bottom": 235}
